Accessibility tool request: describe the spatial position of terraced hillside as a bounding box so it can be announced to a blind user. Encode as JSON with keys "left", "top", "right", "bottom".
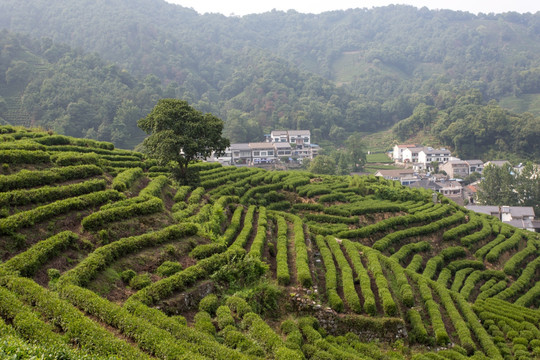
{"left": 0, "top": 126, "right": 539, "bottom": 360}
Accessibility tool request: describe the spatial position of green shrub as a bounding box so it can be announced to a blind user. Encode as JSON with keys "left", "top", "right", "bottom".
{"left": 156, "top": 261, "right": 183, "bottom": 277}
{"left": 199, "top": 294, "right": 220, "bottom": 315}
{"left": 129, "top": 273, "right": 152, "bottom": 290}
{"left": 120, "top": 269, "right": 136, "bottom": 283}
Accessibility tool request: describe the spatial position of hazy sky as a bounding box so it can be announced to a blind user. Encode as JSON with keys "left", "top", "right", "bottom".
{"left": 165, "top": 0, "right": 539, "bottom": 16}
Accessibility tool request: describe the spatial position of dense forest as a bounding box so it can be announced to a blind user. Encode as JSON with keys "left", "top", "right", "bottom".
{"left": 0, "top": 0, "right": 540, "bottom": 159}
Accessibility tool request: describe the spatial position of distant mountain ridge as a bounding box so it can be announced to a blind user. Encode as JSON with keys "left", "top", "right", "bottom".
{"left": 0, "top": 0, "right": 540, "bottom": 153}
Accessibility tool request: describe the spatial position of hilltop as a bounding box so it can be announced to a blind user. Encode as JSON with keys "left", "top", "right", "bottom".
{"left": 0, "top": 126, "right": 539, "bottom": 359}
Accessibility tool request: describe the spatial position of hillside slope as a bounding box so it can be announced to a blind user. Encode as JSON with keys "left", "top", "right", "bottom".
{"left": 2, "top": 2, "right": 540, "bottom": 145}
{"left": 0, "top": 126, "right": 539, "bottom": 359}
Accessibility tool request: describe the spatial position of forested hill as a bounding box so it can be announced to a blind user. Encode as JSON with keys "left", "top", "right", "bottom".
{"left": 1, "top": 0, "right": 540, "bottom": 152}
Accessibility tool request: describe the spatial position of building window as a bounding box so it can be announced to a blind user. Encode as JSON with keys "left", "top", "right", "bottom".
{"left": 253, "top": 151, "right": 260, "bottom": 156}
{"left": 261, "top": 151, "right": 267, "bottom": 156}
{"left": 268, "top": 151, "right": 274, "bottom": 156}
{"left": 290, "top": 138, "right": 296, "bottom": 143}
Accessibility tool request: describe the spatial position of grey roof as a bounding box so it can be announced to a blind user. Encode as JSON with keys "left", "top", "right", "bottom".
{"left": 249, "top": 142, "right": 275, "bottom": 150}
{"left": 271, "top": 130, "right": 288, "bottom": 136}
{"left": 484, "top": 160, "right": 510, "bottom": 167}
{"left": 422, "top": 148, "right": 451, "bottom": 155}
{"left": 443, "top": 160, "right": 468, "bottom": 166}
{"left": 465, "top": 160, "right": 483, "bottom": 165}
{"left": 273, "top": 142, "right": 292, "bottom": 149}
{"left": 230, "top": 143, "right": 251, "bottom": 151}
{"left": 375, "top": 169, "right": 415, "bottom": 177}
{"left": 288, "top": 130, "right": 310, "bottom": 136}
{"left": 504, "top": 219, "right": 540, "bottom": 230}
{"left": 408, "top": 179, "right": 442, "bottom": 190}
{"left": 465, "top": 205, "right": 536, "bottom": 218}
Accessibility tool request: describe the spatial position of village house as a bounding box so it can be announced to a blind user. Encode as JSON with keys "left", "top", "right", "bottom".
{"left": 230, "top": 143, "right": 252, "bottom": 165}
{"left": 402, "top": 146, "right": 424, "bottom": 164}
{"left": 392, "top": 144, "right": 418, "bottom": 162}
{"left": 374, "top": 169, "right": 419, "bottom": 185}
{"left": 440, "top": 160, "right": 469, "bottom": 178}
{"left": 465, "top": 160, "right": 484, "bottom": 174}
{"left": 273, "top": 142, "right": 292, "bottom": 158}
{"left": 249, "top": 142, "right": 276, "bottom": 164}
{"left": 466, "top": 205, "right": 540, "bottom": 232}
{"left": 416, "top": 147, "right": 452, "bottom": 170}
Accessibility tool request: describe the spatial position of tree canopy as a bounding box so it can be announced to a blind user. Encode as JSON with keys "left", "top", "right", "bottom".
{"left": 138, "top": 99, "right": 229, "bottom": 180}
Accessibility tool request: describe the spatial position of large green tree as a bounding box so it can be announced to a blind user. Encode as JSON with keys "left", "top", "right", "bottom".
{"left": 138, "top": 99, "right": 230, "bottom": 181}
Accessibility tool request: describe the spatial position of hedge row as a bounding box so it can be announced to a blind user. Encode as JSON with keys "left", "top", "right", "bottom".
{"left": 503, "top": 239, "right": 538, "bottom": 276}
{"left": 131, "top": 248, "right": 246, "bottom": 306}
{"left": 452, "top": 293, "right": 503, "bottom": 359}
{"left": 290, "top": 214, "right": 312, "bottom": 288}
{"left": 200, "top": 167, "right": 252, "bottom": 189}
{"left": 220, "top": 325, "right": 265, "bottom": 357}
{"left": 0, "top": 139, "right": 46, "bottom": 150}
{"left": 0, "top": 316, "right": 89, "bottom": 360}
{"left": 1, "top": 231, "right": 77, "bottom": 277}
{"left": 0, "top": 149, "right": 50, "bottom": 164}
{"left": 0, "top": 189, "right": 124, "bottom": 234}
{"left": 59, "top": 284, "right": 204, "bottom": 359}
{"left": 247, "top": 207, "right": 268, "bottom": 259}
{"left": 342, "top": 240, "right": 376, "bottom": 315}
{"left": 442, "top": 213, "right": 482, "bottom": 241}
{"left": 315, "top": 235, "right": 344, "bottom": 312}
{"left": 0, "top": 164, "right": 103, "bottom": 191}
{"left": 241, "top": 312, "right": 297, "bottom": 358}
{"left": 45, "top": 145, "right": 137, "bottom": 158}
{"left": 390, "top": 241, "right": 431, "bottom": 263}
{"left": 436, "top": 268, "right": 452, "bottom": 287}
{"left": 476, "top": 279, "right": 508, "bottom": 301}
{"left": 406, "top": 254, "right": 424, "bottom": 273}
{"left": 327, "top": 236, "right": 362, "bottom": 313}
{"left": 423, "top": 246, "right": 467, "bottom": 279}
{"left": 297, "top": 184, "right": 331, "bottom": 197}
{"left": 305, "top": 213, "right": 357, "bottom": 224}
{"left": 275, "top": 216, "right": 291, "bottom": 285}
{"left": 365, "top": 247, "right": 396, "bottom": 316}
{"left": 432, "top": 282, "right": 475, "bottom": 353}
{"left": 477, "top": 297, "right": 540, "bottom": 325}
{"left": 33, "top": 134, "right": 115, "bottom": 150}
{"left": 125, "top": 300, "right": 249, "bottom": 360}
{"left": 485, "top": 231, "right": 524, "bottom": 263}
{"left": 460, "top": 270, "right": 506, "bottom": 301}
{"left": 111, "top": 167, "right": 143, "bottom": 192}
{"left": 0, "top": 178, "right": 106, "bottom": 207}
{"left": 59, "top": 224, "right": 198, "bottom": 287}
{"left": 291, "top": 203, "right": 324, "bottom": 212}
{"left": 515, "top": 281, "right": 540, "bottom": 307}
{"left": 495, "top": 256, "right": 540, "bottom": 302}
{"left": 173, "top": 185, "right": 191, "bottom": 202}
{"left": 380, "top": 255, "right": 414, "bottom": 307}
{"left": 474, "top": 234, "right": 506, "bottom": 260}
{"left": 415, "top": 275, "right": 449, "bottom": 345}
{"left": 230, "top": 205, "right": 256, "bottom": 249}
{"left": 81, "top": 196, "right": 164, "bottom": 231}
{"left": 240, "top": 182, "right": 284, "bottom": 204}
{"left": 139, "top": 175, "right": 168, "bottom": 198}
{"left": 0, "top": 275, "right": 148, "bottom": 358}
{"left": 450, "top": 268, "right": 475, "bottom": 293}
{"left": 460, "top": 217, "right": 492, "bottom": 247}
{"left": 217, "top": 205, "right": 243, "bottom": 246}
{"left": 446, "top": 259, "right": 484, "bottom": 273}
{"left": 373, "top": 211, "right": 465, "bottom": 252}
{"left": 0, "top": 286, "right": 76, "bottom": 351}
{"left": 338, "top": 204, "right": 452, "bottom": 239}
{"left": 407, "top": 309, "right": 428, "bottom": 344}
{"left": 188, "top": 187, "right": 205, "bottom": 205}
{"left": 51, "top": 151, "right": 100, "bottom": 166}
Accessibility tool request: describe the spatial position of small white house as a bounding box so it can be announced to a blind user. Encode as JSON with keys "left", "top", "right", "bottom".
{"left": 392, "top": 144, "right": 418, "bottom": 162}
